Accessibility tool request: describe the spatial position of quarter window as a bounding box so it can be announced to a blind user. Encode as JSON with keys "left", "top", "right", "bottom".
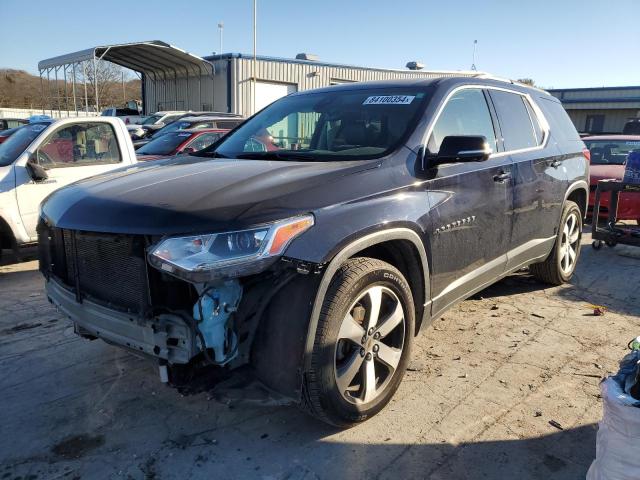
{"left": 429, "top": 89, "right": 497, "bottom": 154}
{"left": 490, "top": 90, "right": 539, "bottom": 151}
{"left": 36, "top": 123, "right": 122, "bottom": 168}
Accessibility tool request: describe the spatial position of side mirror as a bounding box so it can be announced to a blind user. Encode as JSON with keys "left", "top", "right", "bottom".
{"left": 181, "top": 147, "right": 195, "bottom": 155}
{"left": 437, "top": 135, "right": 492, "bottom": 163}
{"left": 26, "top": 157, "right": 48, "bottom": 182}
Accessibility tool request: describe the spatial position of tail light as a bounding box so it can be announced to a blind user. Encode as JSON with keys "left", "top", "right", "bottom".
{"left": 582, "top": 147, "right": 591, "bottom": 162}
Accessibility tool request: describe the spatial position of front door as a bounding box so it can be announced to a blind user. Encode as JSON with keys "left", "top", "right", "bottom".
{"left": 16, "top": 122, "right": 124, "bottom": 239}
{"left": 422, "top": 87, "right": 514, "bottom": 316}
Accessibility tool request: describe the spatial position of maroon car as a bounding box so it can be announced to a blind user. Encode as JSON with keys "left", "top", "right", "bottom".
{"left": 584, "top": 135, "right": 640, "bottom": 222}
{"left": 135, "top": 128, "right": 228, "bottom": 161}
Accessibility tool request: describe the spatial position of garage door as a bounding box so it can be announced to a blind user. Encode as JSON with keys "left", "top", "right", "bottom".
{"left": 255, "top": 81, "right": 297, "bottom": 112}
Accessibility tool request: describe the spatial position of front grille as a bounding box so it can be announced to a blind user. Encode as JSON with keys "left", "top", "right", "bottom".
{"left": 40, "top": 223, "right": 149, "bottom": 314}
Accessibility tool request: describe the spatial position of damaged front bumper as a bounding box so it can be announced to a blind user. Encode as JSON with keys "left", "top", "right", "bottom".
{"left": 46, "top": 277, "right": 198, "bottom": 364}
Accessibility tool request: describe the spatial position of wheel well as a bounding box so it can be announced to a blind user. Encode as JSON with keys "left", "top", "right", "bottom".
{"left": 567, "top": 188, "right": 587, "bottom": 218}
{"left": 0, "top": 216, "right": 16, "bottom": 250}
{"left": 350, "top": 240, "right": 426, "bottom": 334}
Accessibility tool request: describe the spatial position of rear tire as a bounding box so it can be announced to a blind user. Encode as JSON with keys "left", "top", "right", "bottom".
{"left": 303, "top": 257, "right": 414, "bottom": 427}
{"left": 530, "top": 200, "right": 582, "bottom": 285}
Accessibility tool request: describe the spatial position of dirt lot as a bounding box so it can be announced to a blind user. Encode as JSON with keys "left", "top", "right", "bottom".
{"left": 1, "top": 233, "right": 638, "bottom": 480}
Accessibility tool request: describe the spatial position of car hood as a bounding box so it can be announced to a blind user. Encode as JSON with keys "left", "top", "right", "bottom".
{"left": 42, "top": 156, "right": 379, "bottom": 235}
{"left": 590, "top": 164, "right": 624, "bottom": 184}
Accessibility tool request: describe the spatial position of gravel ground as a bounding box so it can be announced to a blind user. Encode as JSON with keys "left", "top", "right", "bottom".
{"left": 0, "top": 233, "right": 638, "bottom": 480}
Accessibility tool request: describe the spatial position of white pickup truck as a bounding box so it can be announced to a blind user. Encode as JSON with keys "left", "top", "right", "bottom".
{"left": 0, "top": 117, "right": 137, "bottom": 258}
{"left": 101, "top": 107, "right": 145, "bottom": 125}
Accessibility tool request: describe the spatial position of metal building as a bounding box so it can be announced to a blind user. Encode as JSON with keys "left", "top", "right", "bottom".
{"left": 548, "top": 86, "right": 640, "bottom": 134}
{"left": 38, "top": 41, "right": 480, "bottom": 117}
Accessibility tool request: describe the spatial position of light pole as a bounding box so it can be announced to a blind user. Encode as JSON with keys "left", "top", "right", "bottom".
{"left": 218, "top": 22, "right": 224, "bottom": 53}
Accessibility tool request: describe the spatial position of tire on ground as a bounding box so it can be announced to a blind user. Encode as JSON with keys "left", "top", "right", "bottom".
{"left": 530, "top": 200, "right": 582, "bottom": 285}
{"left": 303, "top": 257, "right": 415, "bottom": 427}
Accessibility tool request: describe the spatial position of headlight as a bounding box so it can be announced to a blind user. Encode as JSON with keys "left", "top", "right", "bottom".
{"left": 148, "top": 215, "right": 314, "bottom": 282}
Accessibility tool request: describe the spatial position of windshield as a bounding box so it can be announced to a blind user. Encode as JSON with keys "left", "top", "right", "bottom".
{"left": 142, "top": 114, "right": 162, "bottom": 125}
{"left": 0, "top": 123, "right": 49, "bottom": 167}
{"left": 204, "top": 88, "right": 429, "bottom": 161}
{"left": 137, "top": 131, "right": 192, "bottom": 155}
{"left": 153, "top": 120, "right": 193, "bottom": 138}
{"left": 585, "top": 139, "right": 640, "bottom": 165}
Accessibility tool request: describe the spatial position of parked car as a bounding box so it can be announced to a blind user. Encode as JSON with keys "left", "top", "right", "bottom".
{"left": 584, "top": 135, "right": 640, "bottom": 222}
{"left": 623, "top": 119, "right": 640, "bottom": 135}
{"left": 0, "top": 117, "right": 137, "bottom": 258}
{"left": 133, "top": 113, "right": 244, "bottom": 149}
{"left": 101, "top": 107, "right": 145, "bottom": 125}
{"left": 136, "top": 128, "right": 229, "bottom": 161}
{"left": 0, "top": 118, "right": 29, "bottom": 131}
{"left": 127, "top": 111, "right": 188, "bottom": 140}
{"left": 39, "top": 77, "right": 588, "bottom": 426}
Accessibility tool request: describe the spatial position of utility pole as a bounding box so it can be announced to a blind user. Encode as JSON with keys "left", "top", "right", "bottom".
{"left": 218, "top": 22, "right": 224, "bottom": 53}
{"left": 252, "top": 0, "right": 257, "bottom": 114}
{"left": 122, "top": 70, "right": 126, "bottom": 103}
{"left": 471, "top": 40, "right": 478, "bottom": 71}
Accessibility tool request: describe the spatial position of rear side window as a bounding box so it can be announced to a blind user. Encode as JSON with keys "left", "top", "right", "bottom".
{"left": 429, "top": 88, "right": 497, "bottom": 153}
{"left": 490, "top": 90, "right": 538, "bottom": 151}
{"left": 538, "top": 97, "right": 581, "bottom": 142}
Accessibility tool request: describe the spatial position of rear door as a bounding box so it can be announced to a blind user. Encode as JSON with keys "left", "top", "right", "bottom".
{"left": 16, "top": 122, "right": 124, "bottom": 239}
{"left": 424, "top": 87, "right": 514, "bottom": 316}
{"left": 488, "top": 89, "right": 567, "bottom": 269}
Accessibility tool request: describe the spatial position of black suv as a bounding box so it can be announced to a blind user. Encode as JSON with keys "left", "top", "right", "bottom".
{"left": 39, "top": 77, "right": 588, "bottom": 426}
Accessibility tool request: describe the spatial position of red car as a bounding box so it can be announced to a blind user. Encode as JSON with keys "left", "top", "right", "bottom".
{"left": 136, "top": 128, "right": 229, "bottom": 161}
{"left": 584, "top": 135, "right": 640, "bottom": 223}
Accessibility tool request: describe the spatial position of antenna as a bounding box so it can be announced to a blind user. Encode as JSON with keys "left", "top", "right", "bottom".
{"left": 471, "top": 40, "right": 478, "bottom": 71}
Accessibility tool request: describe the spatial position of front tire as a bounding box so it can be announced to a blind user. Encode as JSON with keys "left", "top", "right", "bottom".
{"left": 531, "top": 200, "right": 582, "bottom": 285}
{"left": 303, "top": 257, "right": 415, "bottom": 427}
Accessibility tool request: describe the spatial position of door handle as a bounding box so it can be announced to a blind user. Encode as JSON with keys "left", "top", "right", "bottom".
{"left": 493, "top": 171, "right": 511, "bottom": 183}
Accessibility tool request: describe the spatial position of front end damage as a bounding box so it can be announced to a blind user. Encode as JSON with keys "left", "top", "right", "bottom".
{"left": 38, "top": 217, "right": 322, "bottom": 400}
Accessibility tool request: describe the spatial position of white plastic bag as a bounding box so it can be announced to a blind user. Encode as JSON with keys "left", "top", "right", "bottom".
{"left": 587, "top": 352, "right": 640, "bottom": 480}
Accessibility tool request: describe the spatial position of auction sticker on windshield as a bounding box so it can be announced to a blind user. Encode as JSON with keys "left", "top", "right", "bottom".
{"left": 363, "top": 95, "right": 415, "bottom": 105}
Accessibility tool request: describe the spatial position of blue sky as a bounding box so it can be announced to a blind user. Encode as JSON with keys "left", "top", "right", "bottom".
{"left": 1, "top": 0, "right": 638, "bottom": 88}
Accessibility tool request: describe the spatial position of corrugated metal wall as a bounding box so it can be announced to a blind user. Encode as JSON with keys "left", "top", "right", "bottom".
{"left": 566, "top": 108, "right": 639, "bottom": 134}
{"left": 231, "top": 57, "right": 477, "bottom": 117}
{"left": 143, "top": 64, "right": 230, "bottom": 113}
{"left": 144, "top": 56, "right": 478, "bottom": 117}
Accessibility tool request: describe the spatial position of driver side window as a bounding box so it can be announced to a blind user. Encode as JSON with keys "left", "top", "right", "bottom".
{"left": 35, "top": 123, "right": 122, "bottom": 168}
{"left": 428, "top": 88, "right": 497, "bottom": 155}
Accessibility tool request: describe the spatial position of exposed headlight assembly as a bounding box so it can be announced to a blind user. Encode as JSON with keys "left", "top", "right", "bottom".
{"left": 148, "top": 215, "right": 314, "bottom": 282}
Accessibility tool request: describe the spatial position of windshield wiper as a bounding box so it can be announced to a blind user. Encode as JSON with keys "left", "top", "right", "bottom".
{"left": 235, "top": 151, "right": 316, "bottom": 161}
{"left": 195, "top": 150, "right": 229, "bottom": 158}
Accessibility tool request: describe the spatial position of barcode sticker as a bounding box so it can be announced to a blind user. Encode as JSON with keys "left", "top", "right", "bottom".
{"left": 363, "top": 95, "right": 415, "bottom": 105}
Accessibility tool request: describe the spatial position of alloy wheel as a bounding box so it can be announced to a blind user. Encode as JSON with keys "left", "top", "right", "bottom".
{"left": 334, "top": 285, "right": 406, "bottom": 405}
{"left": 560, "top": 211, "right": 581, "bottom": 275}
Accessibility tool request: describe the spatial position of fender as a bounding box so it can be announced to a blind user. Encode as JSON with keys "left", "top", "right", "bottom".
{"left": 564, "top": 179, "right": 589, "bottom": 207}
{"left": 301, "top": 227, "right": 431, "bottom": 372}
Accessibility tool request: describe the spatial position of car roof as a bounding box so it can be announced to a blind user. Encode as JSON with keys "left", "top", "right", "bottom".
{"left": 582, "top": 135, "right": 640, "bottom": 141}
{"left": 177, "top": 115, "right": 242, "bottom": 122}
{"left": 181, "top": 128, "right": 229, "bottom": 134}
{"left": 291, "top": 76, "right": 551, "bottom": 97}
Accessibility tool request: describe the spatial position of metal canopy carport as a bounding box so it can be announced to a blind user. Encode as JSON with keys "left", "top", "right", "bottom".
{"left": 38, "top": 41, "right": 215, "bottom": 115}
